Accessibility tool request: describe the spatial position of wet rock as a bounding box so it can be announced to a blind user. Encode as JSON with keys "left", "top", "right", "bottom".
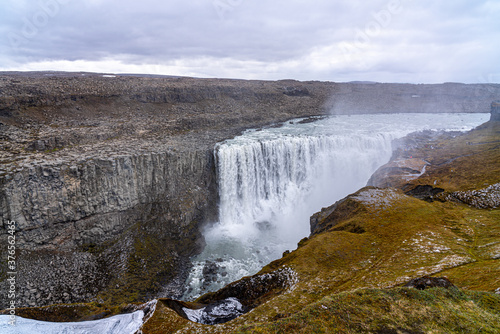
{"left": 164, "top": 268, "right": 297, "bottom": 325}
{"left": 197, "top": 267, "right": 298, "bottom": 309}
{"left": 404, "top": 276, "right": 456, "bottom": 290}
{"left": 255, "top": 220, "right": 273, "bottom": 231}
{"left": 182, "top": 297, "right": 247, "bottom": 325}
{"left": 202, "top": 261, "right": 219, "bottom": 285}
{"left": 405, "top": 185, "right": 444, "bottom": 202}
{"left": 199, "top": 260, "right": 229, "bottom": 291}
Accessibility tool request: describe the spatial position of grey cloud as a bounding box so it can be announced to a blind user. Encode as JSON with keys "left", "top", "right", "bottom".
{"left": 0, "top": 0, "right": 498, "bottom": 83}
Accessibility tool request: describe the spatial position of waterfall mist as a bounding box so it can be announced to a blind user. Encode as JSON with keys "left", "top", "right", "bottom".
{"left": 182, "top": 113, "right": 489, "bottom": 300}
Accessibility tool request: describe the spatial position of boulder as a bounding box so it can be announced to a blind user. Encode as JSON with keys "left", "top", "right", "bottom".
{"left": 404, "top": 276, "right": 456, "bottom": 290}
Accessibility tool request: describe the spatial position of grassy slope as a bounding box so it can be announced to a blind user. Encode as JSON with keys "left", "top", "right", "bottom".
{"left": 142, "top": 121, "right": 500, "bottom": 333}
{"left": 239, "top": 288, "right": 500, "bottom": 334}
{"left": 403, "top": 122, "right": 500, "bottom": 192}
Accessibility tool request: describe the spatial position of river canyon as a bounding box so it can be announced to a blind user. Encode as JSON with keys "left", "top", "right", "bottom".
{"left": 1, "top": 72, "right": 500, "bottom": 333}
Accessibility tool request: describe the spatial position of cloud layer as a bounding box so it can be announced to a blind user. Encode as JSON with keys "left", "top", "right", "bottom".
{"left": 1, "top": 0, "right": 499, "bottom": 83}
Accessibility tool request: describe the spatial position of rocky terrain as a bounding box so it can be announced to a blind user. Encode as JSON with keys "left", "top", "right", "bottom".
{"left": 1, "top": 72, "right": 500, "bottom": 314}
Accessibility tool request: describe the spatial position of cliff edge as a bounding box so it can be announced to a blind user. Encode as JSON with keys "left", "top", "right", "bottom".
{"left": 492, "top": 101, "right": 500, "bottom": 121}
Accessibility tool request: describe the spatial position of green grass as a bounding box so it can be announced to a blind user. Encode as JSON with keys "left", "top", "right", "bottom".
{"left": 237, "top": 288, "right": 500, "bottom": 334}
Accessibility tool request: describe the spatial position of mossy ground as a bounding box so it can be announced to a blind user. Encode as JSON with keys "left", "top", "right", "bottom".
{"left": 9, "top": 302, "right": 116, "bottom": 322}
{"left": 404, "top": 122, "right": 500, "bottom": 192}
{"left": 94, "top": 218, "right": 203, "bottom": 307}
{"left": 238, "top": 288, "right": 500, "bottom": 334}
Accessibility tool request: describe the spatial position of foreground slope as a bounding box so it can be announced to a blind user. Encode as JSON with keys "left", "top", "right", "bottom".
{"left": 141, "top": 120, "right": 500, "bottom": 333}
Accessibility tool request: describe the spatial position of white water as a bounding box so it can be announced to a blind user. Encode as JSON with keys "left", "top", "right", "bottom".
{"left": 182, "top": 113, "right": 489, "bottom": 300}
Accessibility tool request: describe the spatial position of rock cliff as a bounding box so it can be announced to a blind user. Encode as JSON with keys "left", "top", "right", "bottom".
{"left": 1, "top": 72, "right": 500, "bottom": 309}
{"left": 492, "top": 101, "right": 500, "bottom": 121}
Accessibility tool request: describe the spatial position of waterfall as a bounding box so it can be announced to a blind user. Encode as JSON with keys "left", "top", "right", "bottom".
{"left": 182, "top": 113, "right": 489, "bottom": 300}
{"left": 215, "top": 133, "right": 395, "bottom": 243}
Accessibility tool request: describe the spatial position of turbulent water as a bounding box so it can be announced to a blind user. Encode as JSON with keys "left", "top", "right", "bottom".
{"left": 182, "top": 113, "right": 489, "bottom": 300}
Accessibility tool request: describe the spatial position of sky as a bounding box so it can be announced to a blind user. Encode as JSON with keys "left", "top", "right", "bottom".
{"left": 0, "top": 0, "right": 499, "bottom": 83}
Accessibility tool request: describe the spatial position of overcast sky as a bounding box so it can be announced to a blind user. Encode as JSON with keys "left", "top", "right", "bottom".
{"left": 0, "top": 0, "right": 499, "bottom": 83}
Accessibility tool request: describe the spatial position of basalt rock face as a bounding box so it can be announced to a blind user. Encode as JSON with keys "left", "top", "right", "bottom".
{"left": 327, "top": 82, "right": 500, "bottom": 115}
{"left": 1, "top": 72, "right": 500, "bottom": 309}
{"left": 492, "top": 101, "right": 500, "bottom": 121}
{"left": 1, "top": 148, "right": 217, "bottom": 308}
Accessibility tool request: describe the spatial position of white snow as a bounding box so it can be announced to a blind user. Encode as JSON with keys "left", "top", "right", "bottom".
{"left": 0, "top": 310, "right": 144, "bottom": 334}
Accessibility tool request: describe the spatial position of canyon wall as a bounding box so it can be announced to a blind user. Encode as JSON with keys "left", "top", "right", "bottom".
{"left": 1, "top": 72, "right": 499, "bottom": 308}
{"left": 327, "top": 82, "right": 499, "bottom": 114}
{"left": 492, "top": 101, "right": 500, "bottom": 121}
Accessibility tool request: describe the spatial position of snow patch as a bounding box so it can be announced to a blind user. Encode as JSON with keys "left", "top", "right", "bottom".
{"left": 489, "top": 243, "right": 500, "bottom": 259}
{"left": 415, "top": 255, "right": 473, "bottom": 276}
{"left": 403, "top": 231, "right": 451, "bottom": 254}
{"left": 354, "top": 188, "right": 404, "bottom": 208}
{"left": 182, "top": 297, "right": 245, "bottom": 325}
{"left": 0, "top": 310, "right": 144, "bottom": 334}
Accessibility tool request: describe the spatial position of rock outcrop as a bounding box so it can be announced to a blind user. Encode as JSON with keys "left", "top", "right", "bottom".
{"left": 1, "top": 148, "right": 216, "bottom": 307}
{"left": 492, "top": 101, "right": 500, "bottom": 121}
{"left": 404, "top": 276, "right": 456, "bottom": 290}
